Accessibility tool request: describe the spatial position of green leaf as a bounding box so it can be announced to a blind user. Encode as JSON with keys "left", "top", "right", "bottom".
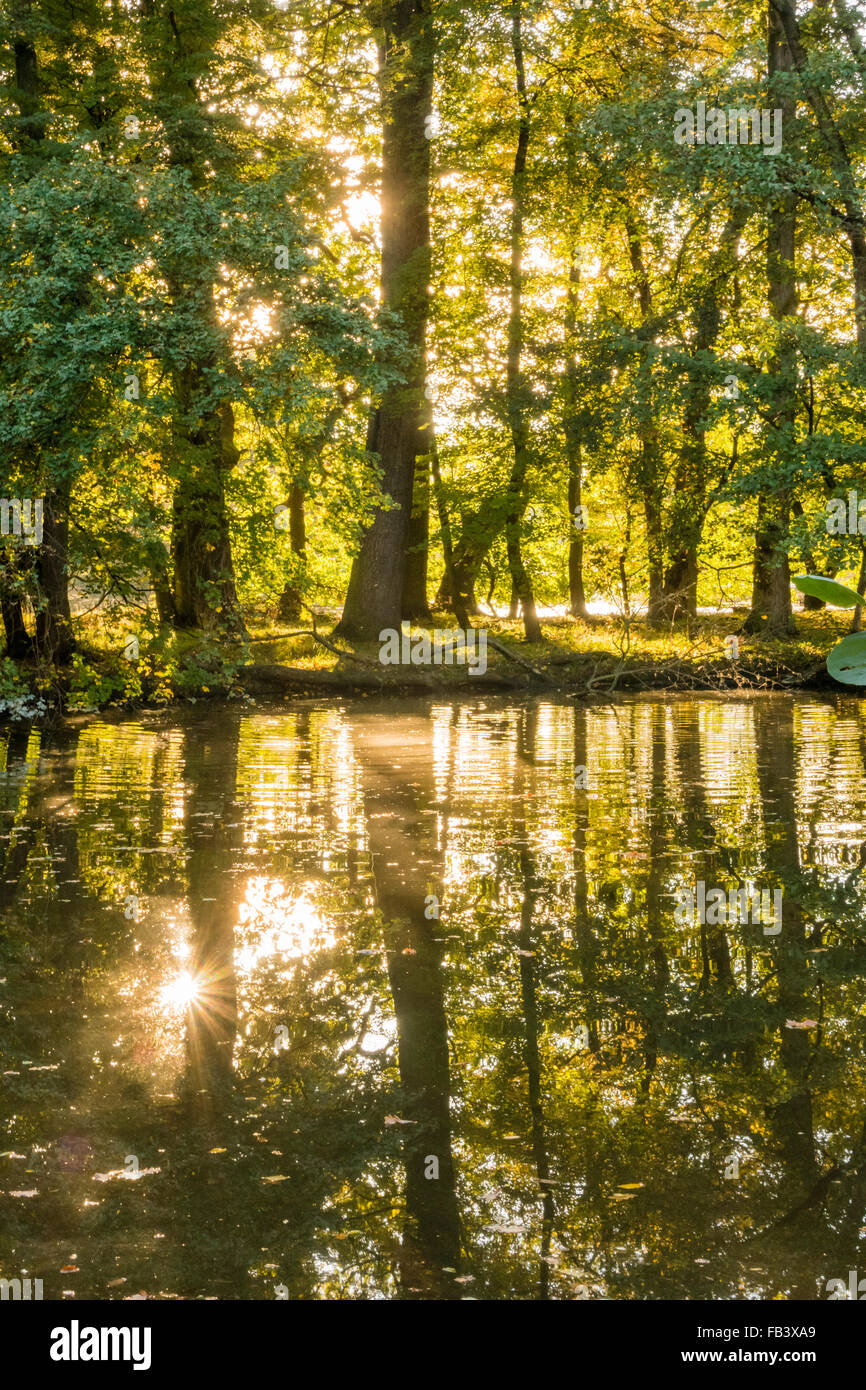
{"left": 828, "top": 632, "right": 866, "bottom": 685}
{"left": 792, "top": 575, "right": 864, "bottom": 608}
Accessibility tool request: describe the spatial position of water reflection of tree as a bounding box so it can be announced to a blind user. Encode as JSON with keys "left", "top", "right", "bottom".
{"left": 7, "top": 697, "right": 866, "bottom": 1301}
{"left": 346, "top": 707, "right": 460, "bottom": 1299}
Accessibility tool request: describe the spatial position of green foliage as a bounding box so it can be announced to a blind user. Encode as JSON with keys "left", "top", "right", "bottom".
{"left": 2, "top": 0, "right": 866, "bottom": 697}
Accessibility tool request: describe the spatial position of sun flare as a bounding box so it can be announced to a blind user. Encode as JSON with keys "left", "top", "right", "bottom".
{"left": 159, "top": 970, "right": 202, "bottom": 1013}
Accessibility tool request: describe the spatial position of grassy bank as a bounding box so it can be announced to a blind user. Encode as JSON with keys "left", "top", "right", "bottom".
{"left": 0, "top": 607, "right": 858, "bottom": 721}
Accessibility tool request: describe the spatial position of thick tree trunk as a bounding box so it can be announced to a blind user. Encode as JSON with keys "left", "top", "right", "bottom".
{"left": 1, "top": 544, "right": 34, "bottom": 658}
{"left": 746, "top": 6, "right": 797, "bottom": 635}
{"left": 336, "top": 0, "right": 434, "bottom": 641}
{"left": 170, "top": 387, "right": 246, "bottom": 635}
{"left": 34, "top": 489, "right": 75, "bottom": 663}
{"left": 1, "top": 586, "right": 30, "bottom": 658}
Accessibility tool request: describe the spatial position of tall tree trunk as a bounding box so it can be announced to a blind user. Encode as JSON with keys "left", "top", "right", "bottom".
{"left": 336, "top": 0, "right": 434, "bottom": 642}
{"left": 662, "top": 206, "right": 748, "bottom": 624}
{"left": 170, "top": 387, "right": 245, "bottom": 635}
{"left": 34, "top": 488, "right": 75, "bottom": 662}
{"left": 625, "top": 216, "right": 665, "bottom": 624}
{"left": 429, "top": 439, "right": 468, "bottom": 626}
{"left": 1, "top": 548, "right": 32, "bottom": 658}
{"left": 791, "top": 498, "right": 824, "bottom": 610}
{"left": 277, "top": 483, "right": 308, "bottom": 623}
{"left": 402, "top": 447, "right": 433, "bottom": 622}
{"left": 746, "top": 6, "right": 798, "bottom": 635}
{"left": 563, "top": 130, "right": 589, "bottom": 622}
{"left": 10, "top": 9, "right": 74, "bottom": 662}
{"left": 144, "top": 3, "right": 246, "bottom": 637}
{"left": 504, "top": 0, "right": 542, "bottom": 643}
{"left": 772, "top": 0, "right": 866, "bottom": 349}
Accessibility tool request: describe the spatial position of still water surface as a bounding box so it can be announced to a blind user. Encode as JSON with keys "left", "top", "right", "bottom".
{"left": 1, "top": 694, "right": 865, "bottom": 1300}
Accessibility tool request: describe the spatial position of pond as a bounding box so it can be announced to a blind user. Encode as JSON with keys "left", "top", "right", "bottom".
{"left": 1, "top": 694, "right": 864, "bottom": 1301}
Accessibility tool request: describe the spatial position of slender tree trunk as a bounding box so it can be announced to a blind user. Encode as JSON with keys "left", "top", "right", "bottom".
{"left": 625, "top": 216, "right": 665, "bottom": 624}
{"left": 402, "top": 447, "right": 433, "bottom": 622}
{"left": 791, "top": 498, "right": 824, "bottom": 610}
{"left": 504, "top": 0, "right": 542, "bottom": 643}
{"left": 429, "top": 439, "right": 468, "bottom": 626}
{"left": 144, "top": 4, "right": 246, "bottom": 637}
{"left": 662, "top": 206, "right": 748, "bottom": 623}
{"left": 438, "top": 516, "right": 486, "bottom": 617}
{"left": 746, "top": 5, "right": 798, "bottom": 635}
{"left": 562, "top": 136, "right": 589, "bottom": 621}
{"left": 772, "top": 0, "right": 866, "bottom": 349}
{"left": 278, "top": 483, "right": 308, "bottom": 623}
{"left": 336, "top": 0, "right": 434, "bottom": 641}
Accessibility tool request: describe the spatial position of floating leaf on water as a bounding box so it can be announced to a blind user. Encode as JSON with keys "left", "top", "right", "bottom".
{"left": 827, "top": 632, "right": 866, "bottom": 686}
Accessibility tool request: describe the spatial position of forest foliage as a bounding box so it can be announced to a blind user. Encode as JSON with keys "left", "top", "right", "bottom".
{"left": 1, "top": 0, "right": 866, "bottom": 704}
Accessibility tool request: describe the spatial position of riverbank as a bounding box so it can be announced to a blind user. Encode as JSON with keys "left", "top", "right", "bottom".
{"left": 0, "top": 609, "right": 858, "bottom": 721}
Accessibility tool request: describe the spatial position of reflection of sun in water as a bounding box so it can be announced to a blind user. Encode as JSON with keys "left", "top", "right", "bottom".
{"left": 237, "top": 879, "right": 337, "bottom": 972}
{"left": 160, "top": 970, "right": 201, "bottom": 1013}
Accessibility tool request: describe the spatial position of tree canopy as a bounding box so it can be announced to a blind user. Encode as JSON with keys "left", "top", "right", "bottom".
{"left": 1, "top": 0, "right": 865, "bottom": 703}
